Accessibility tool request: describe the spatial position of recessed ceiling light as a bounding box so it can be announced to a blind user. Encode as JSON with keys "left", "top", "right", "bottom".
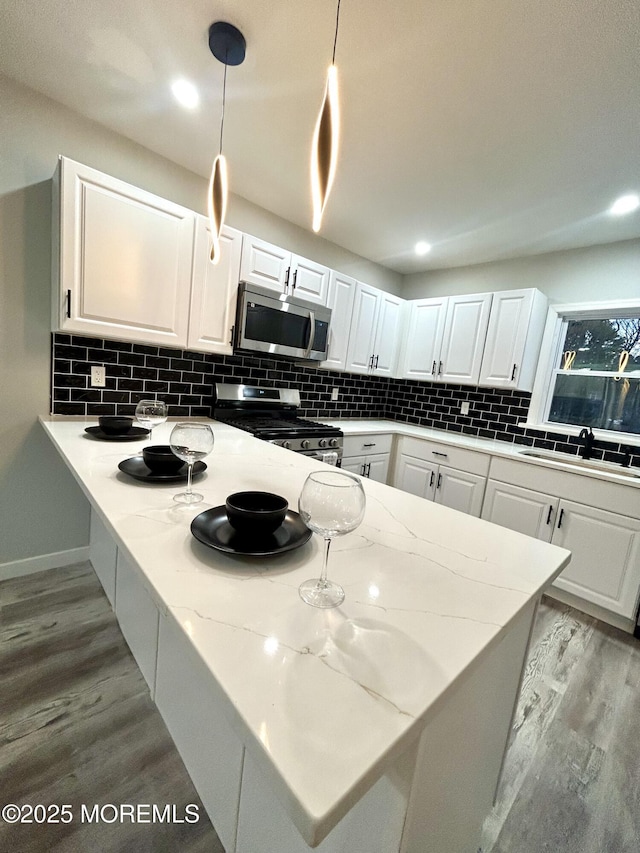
{"left": 415, "top": 241, "right": 432, "bottom": 256}
{"left": 608, "top": 194, "right": 640, "bottom": 216}
{"left": 171, "top": 79, "right": 200, "bottom": 109}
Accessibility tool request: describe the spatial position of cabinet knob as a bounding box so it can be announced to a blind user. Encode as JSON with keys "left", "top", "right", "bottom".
{"left": 301, "top": 439, "right": 310, "bottom": 449}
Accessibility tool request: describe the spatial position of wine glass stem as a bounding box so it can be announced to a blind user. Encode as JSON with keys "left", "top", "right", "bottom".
{"left": 186, "top": 462, "right": 193, "bottom": 496}
{"left": 318, "top": 536, "right": 332, "bottom": 589}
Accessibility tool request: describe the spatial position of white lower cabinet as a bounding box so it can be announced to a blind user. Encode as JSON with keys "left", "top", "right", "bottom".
{"left": 114, "top": 551, "right": 159, "bottom": 694}
{"left": 393, "top": 436, "right": 489, "bottom": 517}
{"left": 155, "top": 615, "right": 244, "bottom": 853}
{"left": 482, "top": 470, "right": 640, "bottom": 620}
{"left": 341, "top": 434, "right": 392, "bottom": 483}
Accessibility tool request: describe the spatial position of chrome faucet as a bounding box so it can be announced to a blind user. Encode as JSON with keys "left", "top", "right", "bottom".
{"left": 578, "top": 426, "right": 595, "bottom": 460}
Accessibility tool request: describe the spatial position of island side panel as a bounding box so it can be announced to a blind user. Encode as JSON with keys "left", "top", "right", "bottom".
{"left": 235, "top": 749, "right": 416, "bottom": 853}
{"left": 399, "top": 597, "right": 538, "bottom": 853}
{"left": 155, "top": 613, "right": 245, "bottom": 853}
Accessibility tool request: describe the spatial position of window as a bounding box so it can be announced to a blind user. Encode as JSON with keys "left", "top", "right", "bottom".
{"left": 530, "top": 301, "right": 640, "bottom": 441}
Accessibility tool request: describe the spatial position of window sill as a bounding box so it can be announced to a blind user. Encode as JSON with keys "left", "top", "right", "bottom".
{"left": 518, "top": 422, "right": 640, "bottom": 448}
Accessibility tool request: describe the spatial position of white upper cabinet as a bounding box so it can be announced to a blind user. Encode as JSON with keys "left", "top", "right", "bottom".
{"left": 399, "top": 292, "right": 492, "bottom": 385}
{"left": 239, "top": 234, "right": 329, "bottom": 305}
{"left": 345, "top": 283, "right": 404, "bottom": 375}
{"left": 399, "top": 297, "right": 448, "bottom": 380}
{"left": 239, "top": 234, "right": 290, "bottom": 293}
{"left": 187, "top": 218, "right": 242, "bottom": 355}
{"left": 439, "top": 292, "right": 493, "bottom": 385}
{"left": 289, "top": 255, "right": 330, "bottom": 304}
{"left": 54, "top": 157, "right": 195, "bottom": 347}
{"left": 479, "top": 288, "right": 548, "bottom": 391}
{"left": 323, "top": 271, "right": 357, "bottom": 371}
{"left": 372, "top": 291, "right": 404, "bottom": 376}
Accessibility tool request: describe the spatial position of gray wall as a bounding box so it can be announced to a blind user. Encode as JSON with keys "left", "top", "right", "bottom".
{"left": 0, "top": 73, "right": 399, "bottom": 567}
{"left": 401, "top": 238, "right": 640, "bottom": 303}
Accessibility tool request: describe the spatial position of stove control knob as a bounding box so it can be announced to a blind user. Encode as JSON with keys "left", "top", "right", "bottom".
{"left": 282, "top": 440, "right": 291, "bottom": 449}
{"left": 329, "top": 438, "right": 339, "bottom": 448}
{"left": 319, "top": 438, "right": 328, "bottom": 448}
{"left": 301, "top": 439, "right": 310, "bottom": 449}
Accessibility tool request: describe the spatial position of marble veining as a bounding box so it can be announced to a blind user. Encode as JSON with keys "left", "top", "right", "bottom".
{"left": 40, "top": 415, "right": 570, "bottom": 842}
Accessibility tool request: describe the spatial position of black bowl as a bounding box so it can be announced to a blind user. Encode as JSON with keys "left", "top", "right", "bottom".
{"left": 225, "top": 491, "right": 288, "bottom": 537}
{"left": 142, "top": 445, "right": 184, "bottom": 474}
{"left": 99, "top": 416, "right": 133, "bottom": 435}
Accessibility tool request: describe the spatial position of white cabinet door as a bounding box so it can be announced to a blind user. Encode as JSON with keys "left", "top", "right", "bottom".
{"left": 394, "top": 454, "right": 437, "bottom": 500}
{"left": 552, "top": 501, "right": 640, "bottom": 618}
{"left": 323, "top": 271, "right": 357, "bottom": 370}
{"left": 187, "top": 219, "right": 242, "bottom": 354}
{"left": 366, "top": 454, "right": 390, "bottom": 484}
{"left": 435, "top": 466, "right": 486, "bottom": 517}
{"left": 239, "top": 234, "right": 290, "bottom": 293}
{"left": 290, "top": 254, "right": 330, "bottom": 305}
{"left": 345, "top": 283, "right": 380, "bottom": 374}
{"left": 400, "top": 297, "right": 448, "bottom": 381}
{"left": 479, "top": 288, "right": 548, "bottom": 391}
{"left": 57, "top": 157, "right": 194, "bottom": 347}
{"left": 481, "top": 480, "right": 557, "bottom": 542}
{"left": 439, "top": 292, "right": 492, "bottom": 385}
{"left": 341, "top": 455, "right": 366, "bottom": 476}
{"left": 372, "top": 291, "right": 404, "bottom": 376}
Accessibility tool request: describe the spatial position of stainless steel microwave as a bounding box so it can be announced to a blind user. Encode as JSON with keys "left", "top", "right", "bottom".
{"left": 234, "top": 282, "right": 331, "bottom": 362}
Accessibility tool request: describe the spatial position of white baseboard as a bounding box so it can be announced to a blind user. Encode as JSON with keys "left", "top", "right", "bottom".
{"left": 0, "top": 547, "right": 90, "bottom": 582}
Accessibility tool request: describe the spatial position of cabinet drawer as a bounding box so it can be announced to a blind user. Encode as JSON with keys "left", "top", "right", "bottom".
{"left": 342, "top": 433, "right": 393, "bottom": 457}
{"left": 398, "top": 436, "right": 489, "bottom": 477}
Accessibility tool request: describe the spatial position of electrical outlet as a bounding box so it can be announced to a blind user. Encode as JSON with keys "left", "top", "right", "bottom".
{"left": 331, "top": 388, "right": 339, "bottom": 401}
{"left": 460, "top": 401, "right": 470, "bottom": 415}
{"left": 90, "top": 365, "right": 106, "bottom": 387}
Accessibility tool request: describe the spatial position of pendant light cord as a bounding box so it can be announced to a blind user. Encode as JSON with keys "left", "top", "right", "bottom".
{"left": 219, "top": 59, "right": 228, "bottom": 155}
{"left": 332, "top": 0, "right": 341, "bottom": 64}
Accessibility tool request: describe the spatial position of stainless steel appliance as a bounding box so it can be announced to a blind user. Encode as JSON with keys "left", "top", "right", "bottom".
{"left": 213, "top": 383, "right": 343, "bottom": 464}
{"left": 234, "top": 282, "right": 331, "bottom": 362}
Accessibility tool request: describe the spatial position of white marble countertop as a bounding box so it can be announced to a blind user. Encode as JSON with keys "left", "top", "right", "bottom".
{"left": 40, "top": 415, "right": 570, "bottom": 845}
{"left": 330, "top": 419, "right": 640, "bottom": 488}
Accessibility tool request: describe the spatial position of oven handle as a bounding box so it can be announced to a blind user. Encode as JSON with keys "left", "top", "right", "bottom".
{"left": 305, "top": 310, "right": 316, "bottom": 357}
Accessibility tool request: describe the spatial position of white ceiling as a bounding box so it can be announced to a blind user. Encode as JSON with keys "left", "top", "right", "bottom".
{"left": 2, "top": 0, "right": 640, "bottom": 274}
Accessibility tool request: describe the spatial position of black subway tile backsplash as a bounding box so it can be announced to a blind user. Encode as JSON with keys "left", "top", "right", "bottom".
{"left": 51, "top": 333, "right": 639, "bottom": 466}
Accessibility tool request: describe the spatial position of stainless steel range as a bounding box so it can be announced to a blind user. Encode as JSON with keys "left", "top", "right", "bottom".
{"left": 212, "top": 384, "right": 343, "bottom": 464}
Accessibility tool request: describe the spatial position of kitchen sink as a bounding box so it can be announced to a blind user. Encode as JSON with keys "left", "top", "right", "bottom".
{"left": 518, "top": 449, "right": 640, "bottom": 479}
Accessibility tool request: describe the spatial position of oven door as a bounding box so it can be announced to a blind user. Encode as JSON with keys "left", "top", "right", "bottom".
{"left": 236, "top": 283, "right": 330, "bottom": 361}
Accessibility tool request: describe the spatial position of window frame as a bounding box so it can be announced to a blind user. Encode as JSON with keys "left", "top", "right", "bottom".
{"left": 525, "top": 298, "right": 640, "bottom": 447}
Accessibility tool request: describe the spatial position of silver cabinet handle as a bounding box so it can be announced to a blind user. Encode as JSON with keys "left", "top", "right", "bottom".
{"left": 436, "top": 472, "right": 442, "bottom": 489}
{"left": 429, "top": 470, "right": 435, "bottom": 488}
{"left": 431, "top": 360, "right": 437, "bottom": 376}
{"left": 292, "top": 269, "right": 298, "bottom": 290}
{"left": 438, "top": 361, "right": 443, "bottom": 376}
{"left": 368, "top": 355, "right": 374, "bottom": 370}
{"left": 374, "top": 355, "right": 379, "bottom": 369}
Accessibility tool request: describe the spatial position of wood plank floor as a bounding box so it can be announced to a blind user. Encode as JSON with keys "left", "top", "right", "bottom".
{"left": 0, "top": 562, "right": 224, "bottom": 852}
{"left": 481, "top": 596, "right": 640, "bottom": 853}
{"left": 2, "top": 564, "right": 640, "bottom": 852}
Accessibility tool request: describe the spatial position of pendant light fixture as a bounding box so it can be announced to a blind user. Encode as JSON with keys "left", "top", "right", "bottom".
{"left": 207, "top": 21, "right": 246, "bottom": 264}
{"left": 311, "top": 0, "right": 342, "bottom": 233}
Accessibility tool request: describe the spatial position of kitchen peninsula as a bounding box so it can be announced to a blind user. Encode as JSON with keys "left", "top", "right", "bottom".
{"left": 41, "top": 416, "right": 570, "bottom": 853}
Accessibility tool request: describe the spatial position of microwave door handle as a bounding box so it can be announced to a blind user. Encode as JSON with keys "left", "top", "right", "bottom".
{"left": 305, "top": 310, "right": 316, "bottom": 356}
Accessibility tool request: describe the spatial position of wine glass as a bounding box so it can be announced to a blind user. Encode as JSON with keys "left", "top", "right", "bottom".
{"left": 135, "top": 399, "right": 168, "bottom": 439}
{"left": 298, "top": 470, "right": 366, "bottom": 608}
{"left": 169, "top": 423, "right": 214, "bottom": 504}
